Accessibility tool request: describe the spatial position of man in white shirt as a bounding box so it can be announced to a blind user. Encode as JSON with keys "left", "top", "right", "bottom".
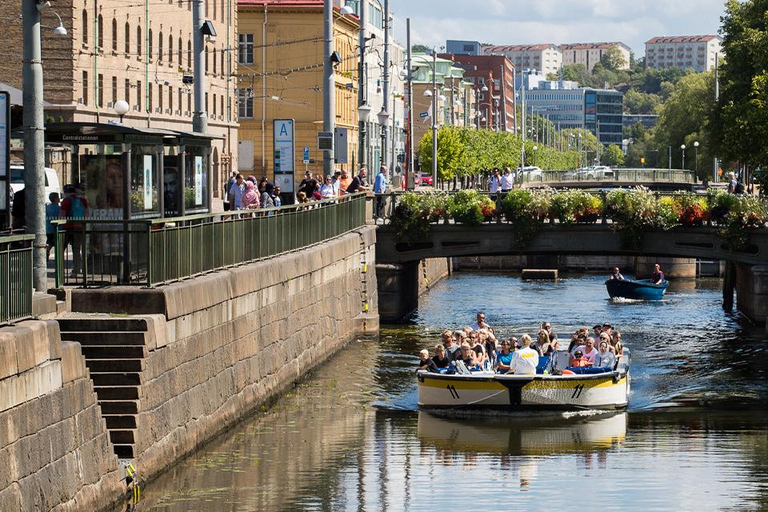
{"left": 228, "top": 173, "right": 245, "bottom": 210}
{"left": 509, "top": 334, "right": 539, "bottom": 375}
{"left": 488, "top": 168, "right": 501, "bottom": 201}
{"left": 470, "top": 311, "right": 492, "bottom": 331}
{"left": 501, "top": 166, "right": 515, "bottom": 193}
{"left": 571, "top": 337, "right": 598, "bottom": 366}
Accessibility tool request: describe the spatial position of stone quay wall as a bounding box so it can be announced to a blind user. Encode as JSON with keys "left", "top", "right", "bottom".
{"left": 0, "top": 320, "right": 123, "bottom": 512}
{"left": 418, "top": 258, "right": 452, "bottom": 296}
{"left": 69, "top": 227, "right": 378, "bottom": 483}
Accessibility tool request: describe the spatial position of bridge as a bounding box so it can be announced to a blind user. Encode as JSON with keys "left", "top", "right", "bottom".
{"left": 519, "top": 168, "right": 699, "bottom": 191}
{"left": 375, "top": 222, "right": 768, "bottom": 324}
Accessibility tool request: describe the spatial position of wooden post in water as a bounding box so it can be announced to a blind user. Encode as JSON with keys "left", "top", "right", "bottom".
{"left": 723, "top": 261, "right": 736, "bottom": 312}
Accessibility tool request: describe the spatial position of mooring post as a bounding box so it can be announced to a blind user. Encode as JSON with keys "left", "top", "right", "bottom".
{"left": 723, "top": 261, "right": 736, "bottom": 312}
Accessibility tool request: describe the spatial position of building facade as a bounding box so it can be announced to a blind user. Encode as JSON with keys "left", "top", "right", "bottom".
{"left": 525, "top": 82, "right": 623, "bottom": 146}
{"left": 483, "top": 44, "right": 562, "bottom": 77}
{"left": 446, "top": 40, "right": 483, "bottom": 56}
{"left": 645, "top": 35, "right": 722, "bottom": 72}
{"left": 442, "top": 54, "right": 516, "bottom": 133}
{"left": 0, "top": 0, "right": 239, "bottom": 207}
{"left": 559, "top": 42, "right": 631, "bottom": 71}
{"left": 237, "top": 0, "right": 359, "bottom": 187}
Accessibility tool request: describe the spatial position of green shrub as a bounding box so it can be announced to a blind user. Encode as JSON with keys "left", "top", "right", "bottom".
{"left": 447, "top": 190, "right": 488, "bottom": 226}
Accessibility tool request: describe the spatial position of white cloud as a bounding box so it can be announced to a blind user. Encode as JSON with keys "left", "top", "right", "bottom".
{"left": 388, "top": 0, "right": 724, "bottom": 55}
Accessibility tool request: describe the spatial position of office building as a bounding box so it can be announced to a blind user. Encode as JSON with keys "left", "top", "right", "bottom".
{"left": 645, "top": 35, "right": 722, "bottom": 72}
{"left": 483, "top": 44, "right": 562, "bottom": 77}
{"left": 446, "top": 40, "right": 483, "bottom": 56}
{"left": 559, "top": 42, "right": 631, "bottom": 71}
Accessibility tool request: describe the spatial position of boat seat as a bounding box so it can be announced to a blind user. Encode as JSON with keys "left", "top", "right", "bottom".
{"left": 565, "top": 366, "right": 613, "bottom": 374}
{"left": 536, "top": 355, "right": 551, "bottom": 374}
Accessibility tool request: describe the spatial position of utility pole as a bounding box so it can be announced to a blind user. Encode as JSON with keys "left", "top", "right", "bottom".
{"left": 322, "top": 0, "right": 334, "bottom": 177}
{"left": 381, "top": 0, "right": 390, "bottom": 172}
{"left": 358, "top": 0, "right": 367, "bottom": 171}
{"left": 22, "top": 0, "right": 46, "bottom": 291}
{"left": 520, "top": 68, "right": 526, "bottom": 169}
{"left": 713, "top": 53, "right": 720, "bottom": 182}
{"left": 192, "top": 0, "right": 208, "bottom": 134}
{"left": 406, "top": 18, "right": 413, "bottom": 190}
{"left": 431, "top": 47, "right": 437, "bottom": 187}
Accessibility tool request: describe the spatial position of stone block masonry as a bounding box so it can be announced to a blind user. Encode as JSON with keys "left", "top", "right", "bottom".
{"left": 0, "top": 320, "right": 123, "bottom": 512}
{"left": 67, "top": 227, "right": 379, "bottom": 483}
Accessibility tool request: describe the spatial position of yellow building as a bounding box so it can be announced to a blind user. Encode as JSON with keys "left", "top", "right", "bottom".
{"left": 237, "top": 0, "right": 359, "bottom": 189}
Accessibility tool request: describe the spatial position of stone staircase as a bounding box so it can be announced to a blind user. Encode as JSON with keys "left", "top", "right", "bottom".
{"left": 57, "top": 317, "right": 151, "bottom": 459}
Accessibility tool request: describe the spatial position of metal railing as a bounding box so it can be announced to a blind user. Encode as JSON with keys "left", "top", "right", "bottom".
{"left": 521, "top": 168, "right": 695, "bottom": 185}
{"left": 54, "top": 193, "right": 368, "bottom": 288}
{"left": 0, "top": 235, "right": 34, "bottom": 325}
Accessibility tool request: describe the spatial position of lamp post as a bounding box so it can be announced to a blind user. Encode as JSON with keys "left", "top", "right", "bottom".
{"left": 693, "top": 141, "right": 699, "bottom": 183}
{"left": 431, "top": 47, "right": 437, "bottom": 188}
{"left": 377, "top": 107, "right": 390, "bottom": 169}
{"left": 533, "top": 145, "right": 538, "bottom": 167}
{"left": 114, "top": 101, "right": 130, "bottom": 123}
{"left": 681, "top": 144, "right": 686, "bottom": 171}
{"left": 358, "top": 103, "right": 372, "bottom": 172}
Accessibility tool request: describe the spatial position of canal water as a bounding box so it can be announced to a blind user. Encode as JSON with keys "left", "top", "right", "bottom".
{"left": 134, "top": 273, "right": 768, "bottom": 511}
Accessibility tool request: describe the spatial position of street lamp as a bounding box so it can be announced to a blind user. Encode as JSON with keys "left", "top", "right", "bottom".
{"left": 681, "top": 144, "right": 686, "bottom": 170}
{"left": 533, "top": 145, "right": 538, "bottom": 166}
{"left": 358, "top": 103, "right": 372, "bottom": 171}
{"left": 693, "top": 141, "right": 700, "bottom": 183}
{"left": 114, "top": 100, "right": 130, "bottom": 123}
{"left": 377, "top": 107, "right": 389, "bottom": 169}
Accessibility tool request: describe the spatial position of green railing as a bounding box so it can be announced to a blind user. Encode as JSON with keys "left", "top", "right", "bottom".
{"left": 0, "top": 235, "right": 34, "bottom": 325}
{"left": 54, "top": 193, "right": 368, "bottom": 288}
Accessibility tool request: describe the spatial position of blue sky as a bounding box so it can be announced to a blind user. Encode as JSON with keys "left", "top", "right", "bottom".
{"left": 387, "top": 0, "right": 727, "bottom": 57}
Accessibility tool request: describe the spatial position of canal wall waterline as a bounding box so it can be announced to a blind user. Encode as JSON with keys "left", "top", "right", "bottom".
{"left": 0, "top": 319, "right": 123, "bottom": 512}
{"left": 66, "top": 227, "right": 379, "bottom": 490}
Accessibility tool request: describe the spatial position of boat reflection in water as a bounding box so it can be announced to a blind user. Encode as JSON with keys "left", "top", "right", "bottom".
{"left": 417, "top": 411, "right": 627, "bottom": 456}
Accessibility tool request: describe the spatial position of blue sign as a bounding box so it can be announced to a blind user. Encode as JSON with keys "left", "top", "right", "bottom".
{"left": 303, "top": 146, "right": 310, "bottom": 164}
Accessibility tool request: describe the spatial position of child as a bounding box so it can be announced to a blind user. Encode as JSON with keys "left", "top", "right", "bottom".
{"left": 571, "top": 350, "right": 589, "bottom": 368}
{"left": 417, "top": 349, "right": 439, "bottom": 373}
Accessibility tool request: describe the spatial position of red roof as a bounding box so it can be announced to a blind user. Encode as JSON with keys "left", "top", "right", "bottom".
{"left": 559, "top": 42, "right": 630, "bottom": 51}
{"left": 645, "top": 35, "right": 721, "bottom": 45}
{"left": 484, "top": 43, "right": 555, "bottom": 53}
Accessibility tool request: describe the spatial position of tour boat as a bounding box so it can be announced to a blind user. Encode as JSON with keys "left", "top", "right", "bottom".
{"left": 605, "top": 278, "right": 669, "bottom": 300}
{"left": 417, "top": 350, "right": 630, "bottom": 411}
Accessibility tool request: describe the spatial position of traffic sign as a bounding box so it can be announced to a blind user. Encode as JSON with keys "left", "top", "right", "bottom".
{"left": 303, "top": 147, "right": 310, "bottom": 164}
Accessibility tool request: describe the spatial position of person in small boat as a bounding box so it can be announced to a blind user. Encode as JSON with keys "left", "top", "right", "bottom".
{"left": 540, "top": 321, "right": 553, "bottom": 339}
{"left": 509, "top": 334, "right": 539, "bottom": 375}
{"left": 571, "top": 350, "right": 589, "bottom": 368}
{"left": 602, "top": 323, "right": 613, "bottom": 337}
{"left": 432, "top": 344, "right": 452, "bottom": 369}
{"left": 457, "top": 342, "right": 478, "bottom": 369}
{"left": 611, "top": 331, "right": 624, "bottom": 357}
{"left": 570, "top": 337, "right": 598, "bottom": 366}
{"left": 442, "top": 330, "right": 461, "bottom": 361}
{"left": 609, "top": 267, "right": 625, "bottom": 280}
{"left": 495, "top": 339, "right": 515, "bottom": 374}
{"left": 472, "top": 342, "right": 488, "bottom": 369}
{"left": 470, "top": 311, "right": 492, "bottom": 332}
{"left": 417, "top": 349, "right": 439, "bottom": 373}
{"left": 592, "top": 325, "right": 603, "bottom": 340}
{"left": 535, "top": 329, "right": 552, "bottom": 356}
{"left": 594, "top": 340, "right": 616, "bottom": 368}
{"left": 652, "top": 263, "right": 665, "bottom": 284}
{"left": 598, "top": 333, "right": 615, "bottom": 354}
{"left": 480, "top": 329, "right": 498, "bottom": 367}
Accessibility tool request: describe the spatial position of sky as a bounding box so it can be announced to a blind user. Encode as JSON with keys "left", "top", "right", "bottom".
{"left": 386, "top": 0, "right": 727, "bottom": 56}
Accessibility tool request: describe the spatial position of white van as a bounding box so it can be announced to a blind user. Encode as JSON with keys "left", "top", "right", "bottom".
{"left": 9, "top": 164, "right": 62, "bottom": 203}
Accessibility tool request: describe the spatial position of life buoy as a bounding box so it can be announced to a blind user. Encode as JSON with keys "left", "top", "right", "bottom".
{"left": 562, "top": 369, "right": 575, "bottom": 375}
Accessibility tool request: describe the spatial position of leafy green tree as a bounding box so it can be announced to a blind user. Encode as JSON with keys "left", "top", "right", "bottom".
{"left": 600, "top": 46, "right": 628, "bottom": 71}
{"left": 712, "top": 0, "right": 768, "bottom": 188}
{"left": 624, "top": 89, "right": 661, "bottom": 114}
{"left": 418, "top": 126, "right": 467, "bottom": 180}
{"left": 560, "top": 64, "right": 593, "bottom": 87}
{"left": 604, "top": 144, "right": 626, "bottom": 167}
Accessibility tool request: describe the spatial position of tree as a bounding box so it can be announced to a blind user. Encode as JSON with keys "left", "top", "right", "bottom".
{"left": 600, "top": 46, "right": 627, "bottom": 71}
{"left": 412, "top": 44, "right": 430, "bottom": 53}
{"left": 560, "top": 64, "right": 593, "bottom": 87}
{"left": 712, "top": 0, "right": 768, "bottom": 185}
{"left": 604, "top": 145, "right": 626, "bottom": 167}
{"left": 624, "top": 89, "right": 661, "bottom": 114}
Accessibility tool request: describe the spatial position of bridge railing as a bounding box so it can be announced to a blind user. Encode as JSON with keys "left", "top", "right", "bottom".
{"left": 0, "top": 235, "right": 34, "bottom": 326}
{"left": 521, "top": 168, "right": 695, "bottom": 185}
{"left": 54, "top": 193, "right": 368, "bottom": 288}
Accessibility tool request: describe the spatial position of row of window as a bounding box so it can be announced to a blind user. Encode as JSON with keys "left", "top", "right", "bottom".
{"left": 80, "top": 71, "right": 230, "bottom": 119}
{"left": 80, "top": 12, "right": 229, "bottom": 76}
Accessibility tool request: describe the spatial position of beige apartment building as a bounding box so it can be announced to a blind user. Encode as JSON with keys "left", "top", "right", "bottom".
{"left": 0, "top": 0, "right": 239, "bottom": 206}
{"left": 559, "top": 42, "right": 631, "bottom": 71}
{"left": 645, "top": 35, "right": 722, "bottom": 72}
{"left": 483, "top": 44, "right": 562, "bottom": 77}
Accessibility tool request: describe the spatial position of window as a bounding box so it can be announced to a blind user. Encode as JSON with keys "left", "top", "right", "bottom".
{"left": 212, "top": 46, "right": 217, "bottom": 74}
{"left": 158, "top": 84, "right": 163, "bottom": 111}
{"left": 82, "top": 10, "right": 88, "bottom": 46}
{"left": 159, "top": 32, "right": 164, "bottom": 62}
{"left": 187, "top": 88, "right": 191, "bottom": 114}
{"left": 97, "top": 74, "right": 104, "bottom": 107}
{"left": 220, "top": 44, "right": 225, "bottom": 74}
{"left": 205, "top": 45, "right": 209, "bottom": 74}
{"left": 212, "top": 93, "right": 217, "bottom": 117}
{"left": 187, "top": 40, "right": 191, "bottom": 67}
{"left": 169, "top": 86, "right": 173, "bottom": 112}
{"left": 82, "top": 71, "right": 88, "bottom": 105}
{"left": 148, "top": 29, "right": 153, "bottom": 61}
{"left": 238, "top": 88, "right": 253, "bottom": 118}
{"left": 112, "top": 76, "right": 117, "bottom": 104}
{"left": 178, "top": 38, "right": 183, "bottom": 67}
{"left": 137, "top": 26, "right": 142, "bottom": 56}
{"left": 124, "top": 79, "right": 131, "bottom": 106}
{"left": 168, "top": 35, "right": 173, "bottom": 65}
{"left": 97, "top": 15, "right": 104, "bottom": 50}
{"left": 112, "top": 18, "right": 117, "bottom": 52}
{"left": 220, "top": 95, "right": 224, "bottom": 119}
{"left": 178, "top": 88, "right": 182, "bottom": 113}
{"left": 148, "top": 84, "right": 153, "bottom": 112}
{"left": 137, "top": 80, "right": 141, "bottom": 110}
{"left": 125, "top": 22, "right": 130, "bottom": 55}
{"left": 238, "top": 34, "right": 253, "bottom": 64}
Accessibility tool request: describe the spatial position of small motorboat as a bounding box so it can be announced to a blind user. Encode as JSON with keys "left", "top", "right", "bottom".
{"left": 417, "top": 350, "right": 630, "bottom": 411}
{"left": 605, "top": 278, "right": 669, "bottom": 301}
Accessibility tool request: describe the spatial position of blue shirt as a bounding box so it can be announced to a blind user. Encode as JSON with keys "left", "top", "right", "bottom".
{"left": 45, "top": 203, "right": 60, "bottom": 234}
{"left": 374, "top": 172, "right": 387, "bottom": 194}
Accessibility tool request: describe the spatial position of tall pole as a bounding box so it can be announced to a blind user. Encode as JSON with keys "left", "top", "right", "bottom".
{"left": 520, "top": 69, "right": 526, "bottom": 169}
{"left": 358, "top": 0, "right": 367, "bottom": 171}
{"left": 192, "top": 0, "right": 208, "bottom": 134}
{"left": 713, "top": 53, "right": 720, "bottom": 182}
{"left": 22, "top": 0, "right": 46, "bottom": 291}
{"left": 406, "top": 18, "right": 413, "bottom": 190}
{"left": 381, "top": 0, "right": 390, "bottom": 172}
{"left": 431, "top": 47, "right": 437, "bottom": 187}
{"left": 322, "top": 0, "right": 334, "bottom": 177}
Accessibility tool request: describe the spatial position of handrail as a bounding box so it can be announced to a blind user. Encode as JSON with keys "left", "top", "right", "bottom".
{"left": 0, "top": 235, "right": 34, "bottom": 326}
{"left": 54, "top": 193, "right": 369, "bottom": 288}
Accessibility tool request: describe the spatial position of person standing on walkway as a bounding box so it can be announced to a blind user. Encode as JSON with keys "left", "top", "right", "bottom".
{"left": 373, "top": 166, "right": 388, "bottom": 219}
{"left": 228, "top": 173, "right": 245, "bottom": 210}
{"left": 60, "top": 185, "right": 89, "bottom": 276}
{"left": 45, "top": 192, "right": 61, "bottom": 260}
{"left": 501, "top": 167, "right": 515, "bottom": 196}
{"left": 488, "top": 168, "right": 501, "bottom": 202}
{"left": 345, "top": 167, "right": 370, "bottom": 194}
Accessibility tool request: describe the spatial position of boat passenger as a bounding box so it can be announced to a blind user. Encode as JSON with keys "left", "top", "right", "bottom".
{"left": 599, "top": 333, "right": 615, "bottom": 354}
{"left": 472, "top": 342, "right": 488, "bottom": 369}
{"left": 457, "top": 342, "right": 477, "bottom": 368}
{"left": 568, "top": 332, "right": 585, "bottom": 353}
{"left": 594, "top": 341, "right": 616, "bottom": 369}
{"left": 470, "top": 311, "right": 492, "bottom": 332}
{"left": 652, "top": 263, "right": 665, "bottom": 284}
{"left": 571, "top": 350, "right": 589, "bottom": 368}
{"left": 496, "top": 339, "right": 515, "bottom": 374}
{"left": 570, "top": 337, "right": 598, "bottom": 366}
{"left": 536, "top": 329, "right": 551, "bottom": 356}
{"left": 612, "top": 331, "right": 624, "bottom": 357}
{"left": 592, "top": 325, "right": 603, "bottom": 340}
{"left": 442, "top": 330, "right": 461, "bottom": 361}
{"left": 417, "top": 349, "right": 439, "bottom": 373}
{"left": 508, "top": 334, "right": 539, "bottom": 375}
{"left": 432, "top": 345, "right": 452, "bottom": 369}
{"left": 609, "top": 267, "right": 625, "bottom": 280}
{"left": 480, "top": 329, "right": 498, "bottom": 366}
{"left": 602, "top": 323, "right": 613, "bottom": 337}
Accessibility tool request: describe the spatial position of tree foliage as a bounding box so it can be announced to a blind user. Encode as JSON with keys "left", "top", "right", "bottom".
{"left": 604, "top": 145, "right": 626, "bottom": 167}
{"left": 600, "top": 47, "right": 627, "bottom": 71}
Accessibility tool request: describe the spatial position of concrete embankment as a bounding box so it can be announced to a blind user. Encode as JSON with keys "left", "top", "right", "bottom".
{"left": 61, "top": 227, "right": 378, "bottom": 491}
{"left": 0, "top": 318, "right": 123, "bottom": 512}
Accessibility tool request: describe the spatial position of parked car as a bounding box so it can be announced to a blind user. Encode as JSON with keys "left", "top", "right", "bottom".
{"left": 517, "top": 166, "right": 543, "bottom": 182}
{"left": 578, "top": 166, "right": 614, "bottom": 180}
{"left": 420, "top": 173, "right": 433, "bottom": 186}
{"left": 9, "top": 164, "right": 62, "bottom": 203}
